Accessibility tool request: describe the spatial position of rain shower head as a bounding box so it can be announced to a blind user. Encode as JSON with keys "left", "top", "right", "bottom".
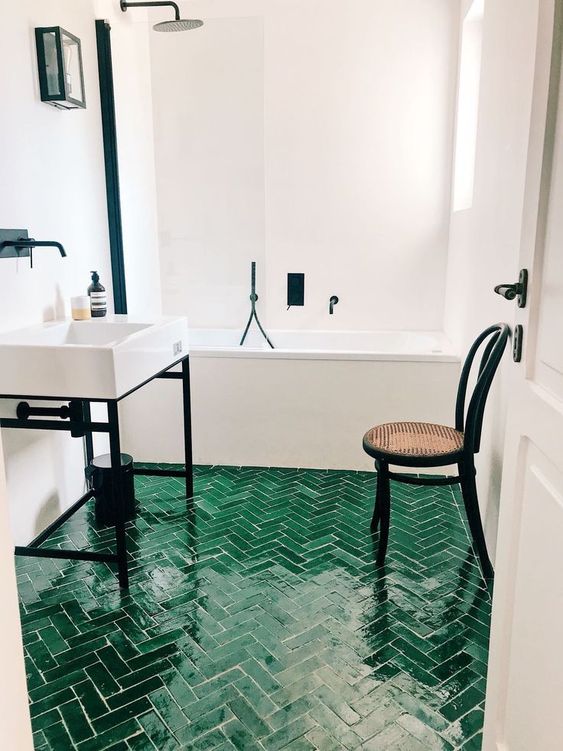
{"left": 120, "top": 0, "right": 203, "bottom": 32}
{"left": 154, "top": 17, "right": 203, "bottom": 31}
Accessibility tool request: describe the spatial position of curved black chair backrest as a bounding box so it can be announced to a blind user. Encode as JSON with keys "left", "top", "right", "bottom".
{"left": 455, "top": 323, "right": 510, "bottom": 455}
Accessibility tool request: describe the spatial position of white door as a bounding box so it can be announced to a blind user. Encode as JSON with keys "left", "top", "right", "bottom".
{"left": 484, "top": 1, "right": 563, "bottom": 749}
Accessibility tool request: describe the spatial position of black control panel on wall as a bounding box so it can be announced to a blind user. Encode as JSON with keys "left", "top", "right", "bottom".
{"left": 287, "top": 273, "right": 305, "bottom": 307}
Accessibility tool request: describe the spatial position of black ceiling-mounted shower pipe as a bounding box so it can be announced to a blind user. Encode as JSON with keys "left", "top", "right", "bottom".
{"left": 120, "top": 0, "right": 203, "bottom": 31}
{"left": 120, "top": 0, "right": 180, "bottom": 20}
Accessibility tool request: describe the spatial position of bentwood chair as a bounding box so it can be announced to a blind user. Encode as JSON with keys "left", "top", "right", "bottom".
{"left": 362, "top": 323, "right": 510, "bottom": 579}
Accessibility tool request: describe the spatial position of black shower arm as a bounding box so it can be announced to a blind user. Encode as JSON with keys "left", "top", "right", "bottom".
{"left": 121, "top": 1, "right": 181, "bottom": 21}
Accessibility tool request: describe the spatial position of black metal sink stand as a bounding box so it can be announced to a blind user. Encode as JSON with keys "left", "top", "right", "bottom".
{"left": 0, "top": 355, "right": 193, "bottom": 589}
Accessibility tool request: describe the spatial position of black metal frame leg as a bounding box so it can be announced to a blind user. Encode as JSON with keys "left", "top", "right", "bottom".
{"left": 182, "top": 356, "right": 194, "bottom": 499}
{"left": 83, "top": 400, "right": 94, "bottom": 466}
{"left": 107, "top": 401, "right": 129, "bottom": 588}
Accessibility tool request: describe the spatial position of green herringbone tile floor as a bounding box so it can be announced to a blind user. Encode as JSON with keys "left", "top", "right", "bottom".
{"left": 17, "top": 466, "right": 491, "bottom": 751}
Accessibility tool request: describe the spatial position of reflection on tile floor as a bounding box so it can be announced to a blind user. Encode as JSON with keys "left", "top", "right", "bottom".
{"left": 17, "top": 466, "right": 491, "bottom": 750}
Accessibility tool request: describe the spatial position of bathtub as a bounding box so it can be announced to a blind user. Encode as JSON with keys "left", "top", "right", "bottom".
{"left": 188, "top": 328, "right": 458, "bottom": 362}
{"left": 121, "top": 329, "right": 461, "bottom": 471}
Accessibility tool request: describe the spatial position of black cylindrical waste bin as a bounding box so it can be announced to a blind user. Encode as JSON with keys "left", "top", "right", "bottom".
{"left": 90, "top": 453, "right": 137, "bottom": 526}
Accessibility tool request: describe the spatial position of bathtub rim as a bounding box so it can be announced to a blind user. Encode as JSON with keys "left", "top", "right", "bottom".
{"left": 189, "top": 349, "right": 460, "bottom": 362}
{"left": 187, "top": 328, "right": 460, "bottom": 363}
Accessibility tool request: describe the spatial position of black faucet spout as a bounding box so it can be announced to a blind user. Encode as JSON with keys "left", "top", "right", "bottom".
{"left": 0, "top": 237, "right": 67, "bottom": 268}
{"left": 0, "top": 238, "right": 67, "bottom": 257}
{"left": 18, "top": 239, "right": 65, "bottom": 257}
{"left": 329, "top": 295, "right": 339, "bottom": 315}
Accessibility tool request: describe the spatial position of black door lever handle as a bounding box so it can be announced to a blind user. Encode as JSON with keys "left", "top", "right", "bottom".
{"left": 494, "top": 268, "right": 528, "bottom": 308}
{"left": 494, "top": 284, "right": 519, "bottom": 300}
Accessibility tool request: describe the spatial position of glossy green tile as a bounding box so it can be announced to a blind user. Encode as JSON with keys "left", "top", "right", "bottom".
{"left": 32, "top": 730, "right": 48, "bottom": 750}
{"left": 137, "top": 711, "right": 179, "bottom": 751}
{"left": 30, "top": 708, "right": 61, "bottom": 733}
{"left": 85, "top": 662, "right": 120, "bottom": 698}
{"left": 107, "top": 676, "right": 163, "bottom": 711}
{"left": 229, "top": 693, "right": 272, "bottom": 737}
{"left": 440, "top": 683, "right": 485, "bottom": 723}
{"left": 262, "top": 715, "right": 318, "bottom": 751}
{"left": 222, "top": 717, "right": 261, "bottom": 750}
{"left": 305, "top": 725, "right": 343, "bottom": 751}
{"left": 125, "top": 733, "right": 156, "bottom": 751}
{"left": 398, "top": 713, "right": 454, "bottom": 750}
{"left": 18, "top": 466, "right": 491, "bottom": 750}
{"left": 76, "top": 722, "right": 138, "bottom": 751}
{"left": 59, "top": 700, "right": 94, "bottom": 745}
{"left": 175, "top": 705, "right": 235, "bottom": 746}
{"left": 42, "top": 719, "right": 75, "bottom": 751}
{"left": 442, "top": 706, "right": 485, "bottom": 747}
{"left": 124, "top": 647, "right": 176, "bottom": 678}
{"left": 92, "top": 699, "right": 152, "bottom": 735}
{"left": 29, "top": 688, "right": 74, "bottom": 720}
{"left": 147, "top": 687, "right": 187, "bottom": 731}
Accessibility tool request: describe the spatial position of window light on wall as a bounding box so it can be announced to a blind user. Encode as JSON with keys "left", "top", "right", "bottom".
{"left": 452, "top": 0, "right": 485, "bottom": 212}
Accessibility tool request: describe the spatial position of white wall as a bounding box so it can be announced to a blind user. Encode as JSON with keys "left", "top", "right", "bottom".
{"left": 150, "top": 0, "right": 459, "bottom": 333}
{"left": 0, "top": 0, "right": 161, "bottom": 544}
{"left": 444, "top": 0, "right": 543, "bottom": 559}
{"left": 151, "top": 11, "right": 266, "bottom": 331}
{"left": 0, "top": 433, "right": 33, "bottom": 750}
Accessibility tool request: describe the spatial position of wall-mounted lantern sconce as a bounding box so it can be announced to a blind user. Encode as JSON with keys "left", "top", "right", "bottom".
{"left": 35, "top": 27, "right": 86, "bottom": 110}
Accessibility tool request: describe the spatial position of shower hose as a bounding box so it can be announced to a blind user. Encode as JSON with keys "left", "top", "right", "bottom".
{"left": 240, "top": 261, "right": 275, "bottom": 349}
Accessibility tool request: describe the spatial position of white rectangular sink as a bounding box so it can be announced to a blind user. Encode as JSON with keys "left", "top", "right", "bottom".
{"left": 0, "top": 315, "right": 189, "bottom": 399}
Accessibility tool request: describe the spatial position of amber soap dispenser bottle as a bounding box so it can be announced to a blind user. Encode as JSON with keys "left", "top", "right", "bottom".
{"left": 88, "top": 271, "right": 107, "bottom": 318}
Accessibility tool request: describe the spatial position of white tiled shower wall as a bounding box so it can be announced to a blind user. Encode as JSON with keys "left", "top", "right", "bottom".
{"left": 149, "top": 0, "right": 461, "bottom": 333}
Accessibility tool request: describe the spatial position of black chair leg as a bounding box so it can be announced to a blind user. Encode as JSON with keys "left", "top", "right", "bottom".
{"left": 459, "top": 464, "right": 493, "bottom": 580}
{"left": 375, "top": 461, "right": 391, "bottom": 565}
{"left": 370, "top": 461, "right": 382, "bottom": 531}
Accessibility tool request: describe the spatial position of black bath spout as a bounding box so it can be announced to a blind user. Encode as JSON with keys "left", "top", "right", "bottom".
{"left": 329, "top": 296, "right": 339, "bottom": 315}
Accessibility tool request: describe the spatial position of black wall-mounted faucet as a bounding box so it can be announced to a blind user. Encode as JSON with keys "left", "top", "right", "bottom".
{"left": 0, "top": 229, "right": 67, "bottom": 268}
{"left": 329, "top": 296, "right": 339, "bottom": 314}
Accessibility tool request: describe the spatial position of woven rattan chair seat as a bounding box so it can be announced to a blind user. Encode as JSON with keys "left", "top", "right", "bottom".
{"left": 363, "top": 421, "right": 464, "bottom": 459}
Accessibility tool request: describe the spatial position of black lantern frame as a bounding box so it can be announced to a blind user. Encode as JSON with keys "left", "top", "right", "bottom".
{"left": 35, "top": 26, "right": 86, "bottom": 110}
